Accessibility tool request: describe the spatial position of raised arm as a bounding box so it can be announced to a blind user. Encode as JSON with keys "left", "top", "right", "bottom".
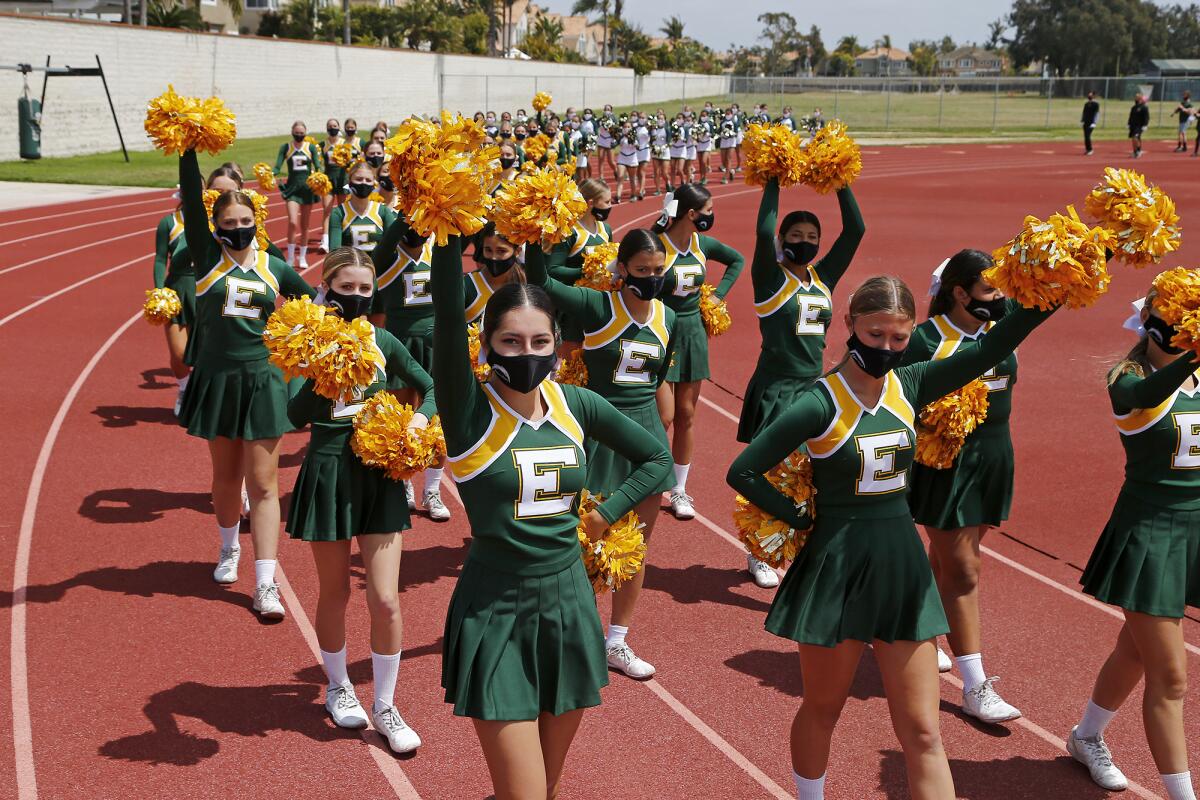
{"left": 526, "top": 246, "right": 606, "bottom": 325}
{"left": 752, "top": 180, "right": 780, "bottom": 288}
{"left": 179, "top": 150, "right": 211, "bottom": 268}
{"left": 703, "top": 236, "right": 746, "bottom": 300}
{"left": 546, "top": 240, "right": 580, "bottom": 284}
{"left": 577, "top": 389, "right": 672, "bottom": 523}
{"left": 812, "top": 187, "right": 865, "bottom": 290}
{"left": 277, "top": 260, "right": 316, "bottom": 299}
{"left": 153, "top": 216, "right": 172, "bottom": 288}
{"left": 430, "top": 236, "right": 485, "bottom": 449}
{"left": 381, "top": 330, "right": 437, "bottom": 419}
{"left": 372, "top": 214, "right": 408, "bottom": 273}
{"left": 1109, "top": 352, "right": 1200, "bottom": 412}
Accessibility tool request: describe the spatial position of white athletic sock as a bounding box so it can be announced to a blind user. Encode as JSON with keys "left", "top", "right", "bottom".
{"left": 605, "top": 624, "right": 629, "bottom": 649}
{"left": 793, "top": 771, "right": 825, "bottom": 800}
{"left": 372, "top": 649, "right": 402, "bottom": 712}
{"left": 287, "top": 243, "right": 296, "bottom": 262}
{"left": 1077, "top": 699, "right": 1118, "bottom": 739}
{"left": 218, "top": 523, "right": 239, "bottom": 549}
{"left": 1163, "top": 772, "right": 1197, "bottom": 800}
{"left": 320, "top": 645, "right": 350, "bottom": 689}
{"left": 672, "top": 463, "right": 691, "bottom": 492}
{"left": 177, "top": 374, "right": 190, "bottom": 391}
{"left": 423, "top": 467, "right": 444, "bottom": 496}
{"left": 955, "top": 653, "right": 987, "bottom": 691}
{"left": 299, "top": 246, "right": 308, "bottom": 263}
{"left": 254, "top": 559, "right": 276, "bottom": 587}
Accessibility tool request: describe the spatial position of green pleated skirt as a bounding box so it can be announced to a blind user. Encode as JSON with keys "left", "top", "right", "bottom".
{"left": 909, "top": 424, "right": 1014, "bottom": 530}
{"left": 177, "top": 357, "right": 292, "bottom": 441}
{"left": 326, "top": 164, "right": 348, "bottom": 196}
{"left": 1081, "top": 489, "right": 1200, "bottom": 618}
{"left": 164, "top": 270, "right": 196, "bottom": 329}
{"left": 585, "top": 401, "right": 672, "bottom": 496}
{"left": 665, "top": 312, "right": 709, "bottom": 383}
{"left": 765, "top": 511, "right": 949, "bottom": 646}
{"left": 737, "top": 370, "right": 815, "bottom": 443}
{"left": 442, "top": 553, "right": 608, "bottom": 720}
{"left": 286, "top": 442, "right": 412, "bottom": 541}
{"left": 280, "top": 174, "right": 319, "bottom": 205}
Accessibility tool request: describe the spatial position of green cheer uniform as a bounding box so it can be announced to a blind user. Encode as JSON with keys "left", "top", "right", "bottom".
{"left": 274, "top": 139, "right": 323, "bottom": 205}
{"left": 371, "top": 218, "right": 436, "bottom": 374}
{"left": 902, "top": 301, "right": 1020, "bottom": 530}
{"left": 736, "top": 181, "right": 864, "bottom": 442}
{"left": 153, "top": 209, "right": 190, "bottom": 327}
{"left": 463, "top": 268, "right": 501, "bottom": 326}
{"left": 328, "top": 199, "right": 397, "bottom": 253}
{"left": 175, "top": 150, "right": 316, "bottom": 440}
{"left": 546, "top": 220, "right": 614, "bottom": 342}
{"left": 727, "top": 306, "right": 1052, "bottom": 646}
{"left": 286, "top": 326, "right": 437, "bottom": 541}
{"left": 167, "top": 235, "right": 287, "bottom": 345}
{"left": 658, "top": 230, "right": 745, "bottom": 382}
{"left": 527, "top": 247, "right": 676, "bottom": 496}
{"left": 431, "top": 236, "right": 671, "bottom": 720}
{"left": 322, "top": 136, "right": 358, "bottom": 198}
{"left": 1082, "top": 354, "right": 1200, "bottom": 617}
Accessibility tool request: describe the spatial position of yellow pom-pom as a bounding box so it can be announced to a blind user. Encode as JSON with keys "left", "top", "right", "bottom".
{"left": 493, "top": 165, "right": 587, "bottom": 246}
{"left": 801, "top": 121, "right": 862, "bottom": 194}
{"left": 1084, "top": 167, "right": 1181, "bottom": 268}
{"left": 914, "top": 379, "right": 990, "bottom": 469}
{"left": 732, "top": 451, "right": 816, "bottom": 567}
{"left": 308, "top": 316, "right": 387, "bottom": 402}
{"left": 985, "top": 205, "right": 1113, "bottom": 310}
{"left": 368, "top": 191, "right": 388, "bottom": 203}
{"left": 1151, "top": 267, "right": 1200, "bottom": 355}
{"left": 263, "top": 296, "right": 328, "bottom": 381}
{"left": 144, "top": 85, "right": 236, "bottom": 156}
{"left": 532, "top": 91, "right": 552, "bottom": 113}
{"left": 577, "top": 489, "right": 646, "bottom": 594}
{"left": 467, "top": 323, "right": 491, "bottom": 382}
{"left": 307, "top": 172, "right": 332, "bottom": 197}
{"left": 699, "top": 283, "right": 732, "bottom": 336}
{"left": 350, "top": 393, "right": 444, "bottom": 481}
{"left": 555, "top": 348, "right": 589, "bottom": 386}
{"left": 244, "top": 189, "right": 271, "bottom": 250}
{"left": 329, "top": 142, "right": 354, "bottom": 168}
{"left": 142, "top": 287, "right": 182, "bottom": 325}
{"left": 576, "top": 242, "right": 619, "bottom": 291}
{"left": 252, "top": 162, "right": 277, "bottom": 191}
{"left": 742, "top": 123, "right": 808, "bottom": 187}
{"left": 520, "top": 134, "right": 551, "bottom": 165}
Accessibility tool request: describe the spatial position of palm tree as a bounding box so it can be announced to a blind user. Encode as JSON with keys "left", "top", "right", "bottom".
{"left": 532, "top": 12, "right": 564, "bottom": 44}
{"left": 148, "top": 0, "right": 205, "bottom": 29}
{"left": 881, "top": 33, "right": 891, "bottom": 50}
{"left": 572, "top": 0, "right": 611, "bottom": 64}
{"left": 660, "top": 15, "right": 684, "bottom": 44}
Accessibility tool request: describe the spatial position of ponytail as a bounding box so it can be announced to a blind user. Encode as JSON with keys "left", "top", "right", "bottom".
{"left": 652, "top": 183, "right": 710, "bottom": 234}
{"left": 927, "top": 249, "right": 992, "bottom": 318}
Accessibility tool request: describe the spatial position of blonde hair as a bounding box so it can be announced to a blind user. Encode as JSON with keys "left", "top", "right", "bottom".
{"left": 212, "top": 190, "right": 255, "bottom": 222}
{"left": 322, "top": 246, "right": 375, "bottom": 284}
{"left": 578, "top": 177, "right": 610, "bottom": 203}
{"left": 1108, "top": 286, "right": 1157, "bottom": 385}
{"left": 347, "top": 160, "right": 376, "bottom": 182}
{"left": 824, "top": 275, "right": 917, "bottom": 377}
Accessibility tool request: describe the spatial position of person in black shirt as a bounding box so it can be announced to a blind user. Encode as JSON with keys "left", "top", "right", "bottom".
{"left": 1081, "top": 91, "right": 1100, "bottom": 155}
{"left": 1175, "top": 91, "right": 1194, "bottom": 152}
{"left": 1128, "top": 93, "right": 1150, "bottom": 158}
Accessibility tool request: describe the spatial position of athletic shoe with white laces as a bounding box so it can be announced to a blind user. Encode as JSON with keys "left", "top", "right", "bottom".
{"left": 962, "top": 677, "right": 1022, "bottom": 723}
{"left": 405, "top": 481, "right": 416, "bottom": 511}
{"left": 937, "top": 646, "right": 953, "bottom": 673}
{"left": 325, "top": 684, "right": 369, "bottom": 729}
{"left": 1067, "top": 726, "right": 1128, "bottom": 791}
{"left": 607, "top": 642, "right": 656, "bottom": 679}
{"left": 669, "top": 489, "right": 695, "bottom": 520}
{"left": 372, "top": 705, "right": 421, "bottom": 754}
{"left": 747, "top": 554, "right": 779, "bottom": 588}
{"left": 252, "top": 582, "right": 286, "bottom": 620}
{"left": 423, "top": 489, "right": 451, "bottom": 522}
{"left": 213, "top": 545, "right": 240, "bottom": 584}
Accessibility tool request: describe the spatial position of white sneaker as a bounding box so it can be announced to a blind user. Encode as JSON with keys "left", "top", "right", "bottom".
{"left": 937, "top": 646, "right": 953, "bottom": 673}
{"left": 299, "top": 255, "right": 310, "bottom": 269}
{"left": 669, "top": 489, "right": 695, "bottom": 520}
{"left": 241, "top": 486, "right": 251, "bottom": 518}
{"left": 405, "top": 481, "right": 416, "bottom": 511}
{"left": 606, "top": 642, "right": 656, "bottom": 679}
{"left": 372, "top": 705, "right": 421, "bottom": 754}
{"left": 1067, "top": 726, "right": 1128, "bottom": 791}
{"left": 962, "top": 677, "right": 1022, "bottom": 724}
{"left": 747, "top": 554, "right": 779, "bottom": 588}
{"left": 319, "top": 234, "right": 329, "bottom": 253}
{"left": 213, "top": 545, "right": 240, "bottom": 584}
{"left": 252, "top": 582, "right": 285, "bottom": 620}
{"left": 423, "top": 489, "right": 450, "bottom": 522}
{"left": 325, "top": 684, "right": 369, "bottom": 729}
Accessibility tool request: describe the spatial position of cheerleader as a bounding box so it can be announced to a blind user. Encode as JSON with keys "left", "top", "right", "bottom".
{"left": 737, "top": 178, "right": 864, "bottom": 587}
{"left": 651, "top": 113, "right": 671, "bottom": 194}
{"left": 732, "top": 103, "right": 746, "bottom": 171}
{"left": 613, "top": 121, "right": 640, "bottom": 204}
{"left": 343, "top": 118, "right": 363, "bottom": 151}
{"left": 176, "top": 148, "right": 316, "bottom": 617}
{"left": 596, "top": 104, "right": 617, "bottom": 181}
{"left": 694, "top": 109, "right": 714, "bottom": 185}
{"left": 575, "top": 124, "right": 596, "bottom": 182}
{"left": 1068, "top": 289, "right": 1200, "bottom": 798}
{"left": 545, "top": 178, "right": 613, "bottom": 351}
{"left": 654, "top": 184, "right": 745, "bottom": 519}
{"left": 465, "top": 222, "right": 527, "bottom": 325}
{"left": 327, "top": 161, "right": 396, "bottom": 252}
{"left": 634, "top": 111, "right": 651, "bottom": 201}
{"left": 430, "top": 234, "right": 671, "bottom": 800}
{"left": 683, "top": 112, "right": 698, "bottom": 183}
{"left": 902, "top": 251, "right": 1023, "bottom": 723}
{"left": 286, "top": 246, "right": 434, "bottom": 753}
{"left": 362, "top": 141, "right": 394, "bottom": 207}
{"left": 718, "top": 108, "right": 738, "bottom": 184}
{"left": 494, "top": 141, "right": 520, "bottom": 188}
{"left": 319, "top": 118, "right": 351, "bottom": 253}
{"left": 727, "top": 277, "right": 1054, "bottom": 800}
{"left": 273, "top": 120, "right": 324, "bottom": 268}
{"left": 668, "top": 113, "right": 688, "bottom": 190}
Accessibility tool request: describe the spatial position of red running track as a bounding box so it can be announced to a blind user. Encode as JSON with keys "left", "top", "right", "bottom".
{"left": 2, "top": 140, "right": 1200, "bottom": 800}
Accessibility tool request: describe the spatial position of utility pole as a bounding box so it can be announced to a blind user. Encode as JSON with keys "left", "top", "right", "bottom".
{"left": 343, "top": 0, "right": 351, "bottom": 45}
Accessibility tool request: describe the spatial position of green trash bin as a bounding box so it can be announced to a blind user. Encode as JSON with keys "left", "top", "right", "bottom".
{"left": 19, "top": 93, "right": 42, "bottom": 160}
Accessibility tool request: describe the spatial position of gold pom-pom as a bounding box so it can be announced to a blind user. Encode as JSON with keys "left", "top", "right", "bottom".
{"left": 252, "top": 162, "right": 276, "bottom": 191}
{"left": 467, "top": 323, "right": 491, "bottom": 382}
{"left": 142, "top": 287, "right": 182, "bottom": 325}
{"left": 521, "top": 134, "right": 551, "bottom": 165}
{"left": 575, "top": 242, "right": 619, "bottom": 291}
{"left": 245, "top": 189, "right": 271, "bottom": 250}
{"left": 914, "top": 380, "right": 990, "bottom": 469}
{"left": 532, "top": 92, "right": 552, "bottom": 113}
{"left": 492, "top": 165, "right": 587, "bottom": 246}
{"left": 1151, "top": 267, "right": 1200, "bottom": 355}
{"left": 699, "top": 283, "right": 732, "bottom": 336}
{"left": 263, "top": 296, "right": 328, "bottom": 381}
{"left": 732, "top": 451, "right": 815, "bottom": 567}
{"left": 329, "top": 142, "right": 354, "bottom": 168}
{"left": 555, "top": 348, "right": 589, "bottom": 386}
{"left": 742, "top": 123, "right": 808, "bottom": 187}
{"left": 801, "top": 121, "right": 862, "bottom": 194}
{"left": 368, "top": 191, "right": 388, "bottom": 203}
{"left": 144, "top": 85, "right": 237, "bottom": 156}
{"left": 1084, "top": 167, "right": 1181, "bottom": 268}
{"left": 577, "top": 489, "right": 646, "bottom": 594}
{"left": 308, "top": 316, "right": 388, "bottom": 402}
{"left": 985, "top": 205, "right": 1113, "bottom": 310}
{"left": 350, "top": 393, "right": 444, "bottom": 481}
{"left": 306, "top": 172, "right": 332, "bottom": 197}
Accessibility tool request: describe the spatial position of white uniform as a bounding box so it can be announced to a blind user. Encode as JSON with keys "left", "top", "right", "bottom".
{"left": 684, "top": 123, "right": 697, "bottom": 160}
{"left": 652, "top": 124, "right": 670, "bottom": 161}
{"left": 616, "top": 133, "right": 640, "bottom": 168}
{"left": 635, "top": 123, "right": 651, "bottom": 164}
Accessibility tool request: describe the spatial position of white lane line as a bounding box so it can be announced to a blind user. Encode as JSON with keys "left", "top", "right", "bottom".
{"left": 0, "top": 193, "right": 173, "bottom": 229}
{"left": 0, "top": 255, "right": 143, "bottom": 329}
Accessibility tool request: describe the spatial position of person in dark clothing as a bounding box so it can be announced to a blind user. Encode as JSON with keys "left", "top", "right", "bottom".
{"left": 1128, "top": 93, "right": 1150, "bottom": 159}
{"left": 1173, "top": 91, "right": 1193, "bottom": 152}
{"left": 1082, "top": 91, "right": 1101, "bottom": 155}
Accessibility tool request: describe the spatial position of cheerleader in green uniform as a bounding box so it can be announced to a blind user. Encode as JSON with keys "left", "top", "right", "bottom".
{"left": 273, "top": 120, "right": 324, "bottom": 269}
{"left": 527, "top": 230, "right": 675, "bottom": 681}
{"left": 287, "top": 247, "right": 434, "bottom": 754}
{"left": 653, "top": 183, "right": 745, "bottom": 519}
{"left": 431, "top": 234, "right": 670, "bottom": 799}
{"left": 1067, "top": 289, "right": 1200, "bottom": 799}
{"left": 738, "top": 177, "right": 864, "bottom": 587}
{"left": 327, "top": 161, "right": 396, "bottom": 253}
{"left": 902, "top": 250, "right": 1023, "bottom": 724}
{"left": 464, "top": 222, "right": 527, "bottom": 325}
{"left": 493, "top": 141, "right": 520, "bottom": 190}
{"left": 545, "top": 178, "right": 613, "bottom": 351}
{"left": 176, "top": 148, "right": 316, "bottom": 619}
{"left": 727, "top": 277, "right": 1054, "bottom": 800}
{"left": 343, "top": 118, "right": 364, "bottom": 152}
{"left": 319, "top": 118, "right": 356, "bottom": 253}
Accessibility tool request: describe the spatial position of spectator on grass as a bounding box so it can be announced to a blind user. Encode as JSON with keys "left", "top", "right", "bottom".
{"left": 1128, "top": 93, "right": 1150, "bottom": 159}
{"left": 1173, "top": 91, "right": 1193, "bottom": 152}
{"left": 1082, "top": 91, "right": 1100, "bottom": 155}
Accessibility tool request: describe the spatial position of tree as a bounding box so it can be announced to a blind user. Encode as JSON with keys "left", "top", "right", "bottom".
{"left": 609, "top": 17, "right": 650, "bottom": 65}
{"left": 804, "top": 25, "right": 826, "bottom": 72}
{"left": 824, "top": 51, "right": 855, "bottom": 76}
{"left": 756, "top": 12, "right": 803, "bottom": 75}
{"left": 148, "top": 0, "right": 204, "bottom": 29}
{"left": 1163, "top": 3, "right": 1200, "bottom": 56}
{"left": 908, "top": 39, "right": 940, "bottom": 76}
{"left": 987, "top": 18, "right": 1007, "bottom": 49}
{"left": 531, "top": 11, "right": 564, "bottom": 43}
{"left": 835, "top": 35, "right": 864, "bottom": 56}
{"left": 880, "top": 34, "right": 892, "bottom": 50}
{"left": 572, "top": 0, "right": 611, "bottom": 64}
{"left": 1007, "top": 0, "right": 1167, "bottom": 75}
{"left": 939, "top": 35, "right": 956, "bottom": 54}
{"left": 661, "top": 15, "right": 685, "bottom": 43}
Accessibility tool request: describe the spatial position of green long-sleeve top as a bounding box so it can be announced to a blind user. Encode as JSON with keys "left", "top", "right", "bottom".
{"left": 273, "top": 139, "right": 323, "bottom": 187}
{"left": 751, "top": 180, "right": 864, "bottom": 378}
{"left": 544, "top": 219, "right": 614, "bottom": 284}
{"left": 431, "top": 236, "right": 672, "bottom": 575}
{"left": 328, "top": 199, "right": 397, "bottom": 252}
{"left": 153, "top": 210, "right": 186, "bottom": 288}
{"left": 370, "top": 215, "right": 436, "bottom": 337}
{"left": 527, "top": 247, "right": 676, "bottom": 408}
{"left": 658, "top": 229, "right": 745, "bottom": 314}
{"left": 727, "top": 305, "right": 1054, "bottom": 525}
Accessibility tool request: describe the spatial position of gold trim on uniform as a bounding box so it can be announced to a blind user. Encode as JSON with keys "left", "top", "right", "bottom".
{"left": 377, "top": 237, "right": 434, "bottom": 291}
{"left": 168, "top": 211, "right": 186, "bottom": 247}
{"left": 464, "top": 271, "right": 494, "bottom": 324}
{"left": 583, "top": 292, "right": 669, "bottom": 351}
{"left": 809, "top": 372, "right": 915, "bottom": 458}
{"left": 196, "top": 250, "right": 278, "bottom": 297}
{"left": 754, "top": 263, "right": 829, "bottom": 319}
{"left": 660, "top": 231, "right": 706, "bottom": 271}
{"left": 569, "top": 222, "right": 611, "bottom": 257}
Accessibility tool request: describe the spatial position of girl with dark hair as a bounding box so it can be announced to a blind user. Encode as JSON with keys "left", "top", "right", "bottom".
{"left": 545, "top": 178, "right": 614, "bottom": 350}
{"left": 327, "top": 161, "right": 396, "bottom": 253}
{"left": 653, "top": 183, "right": 745, "bottom": 520}
{"left": 526, "top": 228, "right": 676, "bottom": 680}
{"left": 319, "top": 117, "right": 352, "bottom": 253}
{"left": 465, "top": 222, "right": 527, "bottom": 325}
{"left": 430, "top": 233, "right": 670, "bottom": 800}
{"left": 727, "top": 275, "right": 1055, "bottom": 800}
{"left": 273, "top": 120, "right": 324, "bottom": 268}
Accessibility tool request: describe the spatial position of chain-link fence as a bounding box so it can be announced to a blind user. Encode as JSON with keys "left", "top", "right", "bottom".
{"left": 438, "top": 72, "right": 729, "bottom": 117}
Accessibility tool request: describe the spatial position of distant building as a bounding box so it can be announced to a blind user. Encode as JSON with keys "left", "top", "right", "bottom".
{"left": 854, "top": 46, "right": 911, "bottom": 77}
{"left": 1144, "top": 59, "right": 1200, "bottom": 77}
{"left": 938, "top": 46, "right": 1008, "bottom": 77}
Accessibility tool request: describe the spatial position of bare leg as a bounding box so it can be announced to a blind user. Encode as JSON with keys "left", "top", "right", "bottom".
{"left": 242, "top": 436, "right": 283, "bottom": 561}
{"left": 1124, "top": 611, "right": 1190, "bottom": 774}
{"left": 874, "top": 639, "right": 956, "bottom": 799}
{"left": 309, "top": 540, "right": 353, "bottom": 652}
{"left": 792, "top": 640, "right": 865, "bottom": 778}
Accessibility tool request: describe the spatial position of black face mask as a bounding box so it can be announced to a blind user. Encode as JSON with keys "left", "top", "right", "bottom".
{"left": 515, "top": 133, "right": 527, "bottom": 141}
{"left": 499, "top": 132, "right": 513, "bottom": 139}
{"left": 1145, "top": 314, "right": 1183, "bottom": 354}
{"left": 346, "top": 129, "right": 357, "bottom": 139}
{"left": 486, "top": 350, "right": 557, "bottom": 393}
{"left": 326, "top": 288, "right": 372, "bottom": 321}
{"left": 480, "top": 255, "right": 516, "bottom": 277}
{"left": 966, "top": 295, "right": 1008, "bottom": 322}
{"left": 215, "top": 225, "right": 257, "bottom": 250}
{"left": 782, "top": 241, "right": 819, "bottom": 266}
{"left": 622, "top": 272, "right": 666, "bottom": 300}
{"left": 327, "top": 127, "right": 340, "bottom": 137}
{"left": 365, "top": 155, "right": 384, "bottom": 168}
{"left": 846, "top": 332, "right": 906, "bottom": 378}
{"left": 499, "top": 156, "right": 516, "bottom": 169}
{"left": 292, "top": 132, "right": 306, "bottom": 142}
{"left": 693, "top": 212, "right": 715, "bottom": 232}
{"left": 590, "top": 206, "right": 612, "bottom": 222}
{"left": 400, "top": 228, "right": 426, "bottom": 249}
{"left": 348, "top": 182, "right": 375, "bottom": 199}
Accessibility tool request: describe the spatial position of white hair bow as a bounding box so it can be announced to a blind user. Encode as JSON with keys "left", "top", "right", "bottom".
{"left": 928, "top": 258, "right": 951, "bottom": 297}
{"left": 657, "top": 191, "right": 678, "bottom": 229}
{"left": 773, "top": 235, "right": 785, "bottom": 263}
{"left": 313, "top": 286, "right": 328, "bottom": 307}
{"left": 171, "top": 184, "right": 181, "bottom": 201}
{"left": 1123, "top": 297, "right": 1147, "bottom": 337}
